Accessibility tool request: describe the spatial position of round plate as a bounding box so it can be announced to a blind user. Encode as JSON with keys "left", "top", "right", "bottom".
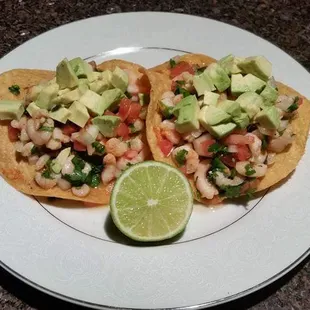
{"left": 0, "top": 12, "right": 309, "bottom": 310}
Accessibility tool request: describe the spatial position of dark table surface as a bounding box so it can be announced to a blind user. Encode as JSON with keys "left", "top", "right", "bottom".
{"left": 0, "top": 0, "right": 310, "bottom": 309}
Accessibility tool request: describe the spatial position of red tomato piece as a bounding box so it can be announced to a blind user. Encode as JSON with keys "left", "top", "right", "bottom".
{"left": 159, "top": 139, "right": 173, "bottom": 157}
{"left": 8, "top": 124, "right": 19, "bottom": 142}
{"left": 233, "top": 145, "right": 251, "bottom": 161}
{"left": 200, "top": 139, "right": 216, "bottom": 157}
{"left": 124, "top": 150, "right": 139, "bottom": 160}
{"left": 118, "top": 99, "right": 132, "bottom": 121}
{"left": 116, "top": 122, "right": 130, "bottom": 138}
{"left": 62, "top": 122, "right": 79, "bottom": 136}
{"left": 170, "top": 62, "right": 195, "bottom": 79}
{"left": 73, "top": 140, "right": 87, "bottom": 152}
{"left": 126, "top": 103, "right": 141, "bottom": 124}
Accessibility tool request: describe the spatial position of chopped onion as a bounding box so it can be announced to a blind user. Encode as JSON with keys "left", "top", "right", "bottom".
{"left": 258, "top": 125, "right": 279, "bottom": 138}
{"left": 227, "top": 145, "right": 238, "bottom": 153}
{"left": 86, "top": 125, "right": 99, "bottom": 140}
{"left": 268, "top": 76, "right": 277, "bottom": 89}
{"left": 266, "top": 152, "right": 276, "bottom": 165}
{"left": 79, "top": 130, "right": 95, "bottom": 145}
{"left": 278, "top": 120, "right": 289, "bottom": 132}
{"left": 87, "top": 143, "right": 95, "bottom": 156}
{"left": 276, "top": 95, "right": 294, "bottom": 111}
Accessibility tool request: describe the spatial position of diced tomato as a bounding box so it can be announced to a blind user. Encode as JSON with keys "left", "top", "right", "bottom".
{"left": 170, "top": 62, "right": 195, "bottom": 79}
{"left": 136, "top": 74, "right": 151, "bottom": 94}
{"left": 104, "top": 110, "right": 116, "bottom": 116}
{"left": 126, "top": 103, "right": 141, "bottom": 124}
{"left": 222, "top": 134, "right": 254, "bottom": 145}
{"left": 159, "top": 139, "right": 173, "bottom": 157}
{"left": 73, "top": 140, "right": 87, "bottom": 152}
{"left": 200, "top": 139, "right": 216, "bottom": 157}
{"left": 118, "top": 99, "right": 132, "bottom": 121}
{"left": 116, "top": 122, "right": 130, "bottom": 138}
{"left": 233, "top": 145, "right": 251, "bottom": 161}
{"left": 8, "top": 124, "right": 19, "bottom": 142}
{"left": 62, "top": 122, "right": 79, "bottom": 136}
{"left": 124, "top": 150, "right": 139, "bottom": 160}
{"left": 220, "top": 154, "right": 236, "bottom": 168}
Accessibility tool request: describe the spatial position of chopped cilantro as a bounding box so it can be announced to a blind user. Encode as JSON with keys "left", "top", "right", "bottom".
{"left": 126, "top": 162, "right": 134, "bottom": 168}
{"left": 245, "top": 188, "right": 256, "bottom": 199}
{"left": 208, "top": 170, "right": 218, "bottom": 182}
{"left": 175, "top": 149, "right": 188, "bottom": 166}
{"left": 85, "top": 164, "right": 104, "bottom": 188}
{"left": 72, "top": 155, "right": 85, "bottom": 170}
{"left": 64, "top": 170, "right": 87, "bottom": 187}
{"left": 39, "top": 126, "right": 54, "bottom": 132}
{"left": 31, "top": 145, "right": 39, "bottom": 155}
{"left": 287, "top": 102, "right": 298, "bottom": 113}
{"left": 221, "top": 185, "right": 242, "bottom": 198}
{"left": 175, "top": 85, "right": 191, "bottom": 98}
{"left": 42, "top": 169, "right": 52, "bottom": 179}
{"left": 8, "top": 84, "right": 20, "bottom": 96}
{"left": 245, "top": 164, "right": 256, "bottom": 176}
{"left": 169, "top": 58, "right": 177, "bottom": 68}
{"left": 92, "top": 141, "right": 105, "bottom": 154}
{"left": 162, "top": 106, "right": 174, "bottom": 119}
{"left": 211, "top": 157, "right": 227, "bottom": 172}
{"left": 208, "top": 143, "right": 228, "bottom": 155}
{"left": 176, "top": 80, "right": 185, "bottom": 86}
{"left": 261, "top": 135, "right": 268, "bottom": 151}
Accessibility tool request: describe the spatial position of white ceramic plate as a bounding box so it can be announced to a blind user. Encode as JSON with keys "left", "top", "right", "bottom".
{"left": 0, "top": 12, "right": 309, "bottom": 309}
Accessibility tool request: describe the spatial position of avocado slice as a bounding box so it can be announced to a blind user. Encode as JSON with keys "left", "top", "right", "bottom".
{"left": 52, "top": 84, "right": 89, "bottom": 107}
{"left": 238, "top": 56, "right": 272, "bottom": 81}
{"left": 26, "top": 101, "right": 41, "bottom": 117}
{"left": 232, "top": 112, "right": 250, "bottom": 129}
{"left": 27, "top": 83, "right": 46, "bottom": 102}
{"left": 69, "top": 57, "right": 93, "bottom": 79}
{"left": 255, "top": 106, "right": 280, "bottom": 130}
{"left": 36, "top": 83, "right": 59, "bottom": 110}
{"left": 49, "top": 107, "right": 71, "bottom": 124}
{"left": 79, "top": 90, "right": 106, "bottom": 116}
{"left": 173, "top": 95, "right": 197, "bottom": 117}
{"left": 111, "top": 67, "right": 129, "bottom": 93}
{"left": 56, "top": 58, "right": 79, "bottom": 89}
{"left": 90, "top": 80, "right": 110, "bottom": 95}
{"left": 193, "top": 71, "right": 216, "bottom": 96}
{"left": 68, "top": 101, "right": 90, "bottom": 127}
{"left": 199, "top": 105, "right": 231, "bottom": 129}
{"left": 175, "top": 102, "right": 200, "bottom": 134}
{"left": 230, "top": 74, "right": 250, "bottom": 97}
{"left": 0, "top": 100, "right": 24, "bottom": 120}
{"left": 92, "top": 115, "right": 121, "bottom": 138}
{"left": 243, "top": 74, "right": 266, "bottom": 93}
{"left": 218, "top": 54, "right": 243, "bottom": 75}
{"left": 236, "top": 92, "right": 263, "bottom": 119}
{"left": 205, "top": 63, "right": 231, "bottom": 92}
{"left": 203, "top": 91, "right": 220, "bottom": 106}
{"left": 260, "top": 83, "right": 278, "bottom": 106}
{"left": 218, "top": 100, "right": 241, "bottom": 117}
{"left": 208, "top": 122, "right": 237, "bottom": 139}
{"left": 101, "top": 88, "right": 125, "bottom": 112}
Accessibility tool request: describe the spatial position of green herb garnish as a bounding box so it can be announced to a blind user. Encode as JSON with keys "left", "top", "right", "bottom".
{"left": 72, "top": 155, "right": 86, "bottom": 170}
{"left": 39, "top": 126, "right": 54, "bottom": 132}
{"left": 221, "top": 185, "right": 242, "bottom": 198}
{"left": 85, "top": 164, "right": 104, "bottom": 188}
{"left": 261, "top": 135, "right": 268, "bottom": 151}
{"left": 31, "top": 145, "right": 39, "bottom": 155}
{"left": 162, "top": 106, "right": 174, "bottom": 119}
{"left": 287, "top": 100, "right": 298, "bottom": 113}
{"left": 92, "top": 141, "right": 105, "bottom": 154}
{"left": 245, "top": 188, "right": 256, "bottom": 199}
{"left": 211, "top": 157, "right": 227, "bottom": 172}
{"left": 64, "top": 170, "right": 87, "bottom": 187}
{"left": 208, "top": 143, "right": 228, "bottom": 155}
{"left": 42, "top": 169, "right": 52, "bottom": 179}
{"left": 175, "top": 149, "right": 188, "bottom": 166}
{"left": 175, "top": 84, "right": 191, "bottom": 98}
{"left": 169, "top": 58, "right": 177, "bottom": 68}
{"left": 8, "top": 84, "right": 20, "bottom": 96}
{"left": 245, "top": 164, "right": 256, "bottom": 176}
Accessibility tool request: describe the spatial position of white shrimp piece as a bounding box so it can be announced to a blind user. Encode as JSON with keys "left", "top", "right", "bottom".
{"left": 82, "top": 163, "right": 92, "bottom": 175}
{"left": 268, "top": 129, "right": 294, "bottom": 153}
{"left": 71, "top": 184, "right": 90, "bottom": 197}
{"left": 62, "top": 135, "right": 70, "bottom": 144}
{"left": 134, "top": 145, "right": 150, "bottom": 162}
{"left": 266, "top": 152, "right": 276, "bottom": 166}
{"left": 182, "top": 128, "right": 203, "bottom": 142}
{"left": 57, "top": 178, "right": 72, "bottom": 190}
{"left": 160, "top": 120, "right": 181, "bottom": 145}
{"left": 173, "top": 94, "right": 183, "bottom": 105}
{"left": 28, "top": 155, "right": 39, "bottom": 165}
{"left": 33, "top": 109, "right": 49, "bottom": 119}
{"left": 278, "top": 120, "right": 289, "bottom": 132}
{"left": 235, "top": 161, "right": 267, "bottom": 178}
{"left": 35, "top": 154, "right": 51, "bottom": 171}
{"left": 35, "top": 172, "right": 57, "bottom": 189}
{"left": 172, "top": 144, "right": 199, "bottom": 174}
{"left": 132, "top": 119, "right": 144, "bottom": 132}
{"left": 161, "top": 91, "right": 175, "bottom": 100}
{"left": 10, "top": 120, "right": 20, "bottom": 129}
{"left": 116, "top": 157, "right": 131, "bottom": 171}
{"left": 214, "top": 171, "right": 245, "bottom": 187}
{"left": 276, "top": 95, "right": 294, "bottom": 111}
{"left": 26, "top": 119, "right": 52, "bottom": 146}
{"left": 46, "top": 138, "right": 62, "bottom": 150}
{"left": 130, "top": 137, "right": 144, "bottom": 152}
{"left": 103, "top": 153, "right": 117, "bottom": 166}
{"left": 101, "top": 165, "right": 118, "bottom": 184}
{"left": 246, "top": 133, "right": 261, "bottom": 157}
{"left": 52, "top": 128, "right": 63, "bottom": 141}
{"left": 14, "top": 141, "right": 24, "bottom": 153}
{"left": 105, "top": 138, "right": 128, "bottom": 157}
{"left": 19, "top": 117, "right": 28, "bottom": 130}
{"left": 251, "top": 129, "right": 263, "bottom": 140}
{"left": 20, "top": 128, "right": 30, "bottom": 142}
{"left": 21, "top": 142, "right": 35, "bottom": 157}
{"left": 62, "top": 155, "right": 75, "bottom": 175}
{"left": 194, "top": 160, "right": 219, "bottom": 199}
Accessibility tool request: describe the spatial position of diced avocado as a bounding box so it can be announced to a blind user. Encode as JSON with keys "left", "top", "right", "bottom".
{"left": 92, "top": 115, "right": 121, "bottom": 138}
{"left": 193, "top": 71, "right": 216, "bottom": 96}
{"left": 51, "top": 147, "right": 71, "bottom": 173}
{"left": 58, "top": 88, "right": 71, "bottom": 96}
{"left": 47, "top": 78, "right": 56, "bottom": 85}
{"left": 218, "top": 100, "right": 241, "bottom": 117}
{"left": 0, "top": 100, "right": 24, "bottom": 120}
{"left": 78, "top": 78, "right": 89, "bottom": 86}
{"left": 208, "top": 122, "right": 236, "bottom": 139}
{"left": 49, "top": 107, "right": 71, "bottom": 124}
{"left": 56, "top": 58, "right": 79, "bottom": 89}
{"left": 175, "top": 102, "right": 200, "bottom": 134}
{"left": 101, "top": 70, "right": 113, "bottom": 84}
{"left": 68, "top": 101, "right": 89, "bottom": 127}
{"left": 255, "top": 106, "right": 280, "bottom": 130}
{"left": 203, "top": 91, "right": 220, "bottom": 106}
{"left": 230, "top": 74, "right": 250, "bottom": 97}
{"left": 54, "top": 83, "right": 88, "bottom": 106}
{"left": 35, "top": 83, "right": 59, "bottom": 110}
{"left": 238, "top": 56, "right": 272, "bottom": 81}
{"left": 87, "top": 71, "right": 102, "bottom": 83}
{"left": 205, "top": 63, "right": 231, "bottom": 92}
{"left": 26, "top": 101, "right": 40, "bottom": 117}
{"left": 111, "top": 67, "right": 128, "bottom": 93}
{"left": 173, "top": 95, "right": 197, "bottom": 117}
{"left": 236, "top": 92, "right": 263, "bottom": 119}
{"left": 260, "top": 83, "right": 278, "bottom": 106}
{"left": 243, "top": 74, "right": 266, "bottom": 93}
{"left": 89, "top": 79, "right": 110, "bottom": 94}
{"left": 69, "top": 57, "right": 93, "bottom": 79}
{"left": 101, "top": 88, "right": 125, "bottom": 112}
{"left": 233, "top": 112, "right": 250, "bottom": 129}
{"left": 218, "top": 54, "right": 243, "bottom": 75}
{"left": 199, "top": 105, "right": 231, "bottom": 129}
{"left": 27, "top": 84, "right": 46, "bottom": 102}
{"left": 138, "top": 93, "right": 149, "bottom": 106}
{"left": 79, "top": 90, "right": 106, "bottom": 116}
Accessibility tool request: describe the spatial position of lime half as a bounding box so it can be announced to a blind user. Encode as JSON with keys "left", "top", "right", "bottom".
{"left": 110, "top": 161, "right": 193, "bottom": 242}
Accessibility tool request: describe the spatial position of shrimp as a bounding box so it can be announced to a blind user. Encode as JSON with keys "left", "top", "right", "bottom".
{"left": 182, "top": 128, "right": 203, "bottom": 143}
{"left": 125, "top": 69, "right": 140, "bottom": 94}
{"left": 21, "top": 142, "right": 35, "bottom": 157}
{"left": 130, "top": 137, "right": 144, "bottom": 152}
{"left": 268, "top": 128, "right": 294, "bottom": 153}
{"left": 172, "top": 144, "right": 199, "bottom": 174}
{"left": 35, "top": 154, "right": 50, "bottom": 171}
{"left": 71, "top": 184, "right": 90, "bottom": 197}
{"left": 194, "top": 160, "right": 219, "bottom": 199}
{"left": 103, "top": 154, "right": 116, "bottom": 166}
{"left": 52, "top": 128, "right": 64, "bottom": 141}
{"left": 46, "top": 138, "right": 62, "bottom": 150}
{"left": 132, "top": 119, "right": 144, "bottom": 132}
{"left": 160, "top": 120, "right": 181, "bottom": 145}
{"left": 28, "top": 155, "right": 39, "bottom": 165}
{"left": 235, "top": 161, "right": 267, "bottom": 178}
{"left": 246, "top": 133, "right": 267, "bottom": 164}
{"left": 57, "top": 178, "right": 72, "bottom": 190}
{"left": 105, "top": 138, "right": 128, "bottom": 157}
{"left": 35, "top": 172, "right": 57, "bottom": 189}
{"left": 26, "top": 119, "right": 52, "bottom": 146}
{"left": 101, "top": 165, "right": 118, "bottom": 184}
{"left": 20, "top": 129, "right": 30, "bottom": 142}
{"left": 214, "top": 171, "right": 245, "bottom": 187}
